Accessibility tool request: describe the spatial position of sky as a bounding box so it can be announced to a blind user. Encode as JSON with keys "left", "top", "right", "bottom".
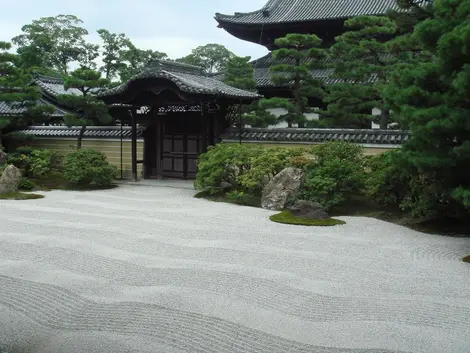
{"left": 0, "top": 0, "right": 270, "bottom": 61}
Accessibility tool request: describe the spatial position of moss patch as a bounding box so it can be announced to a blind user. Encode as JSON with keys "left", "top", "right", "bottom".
{"left": 270, "top": 211, "right": 345, "bottom": 226}
{"left": 463, "top": 255, "right": 470, "bottom": 263}
{"left": 0, "top": 192, "right": 44, "bottom": 200}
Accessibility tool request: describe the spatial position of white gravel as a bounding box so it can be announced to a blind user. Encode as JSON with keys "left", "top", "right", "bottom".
{"left": 0, "top": 183, "right": 469, "bottom": 353}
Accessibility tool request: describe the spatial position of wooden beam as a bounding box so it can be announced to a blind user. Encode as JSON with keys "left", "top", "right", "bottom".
{"left": 131, "top": 107, "right": 138, "bottom": 182}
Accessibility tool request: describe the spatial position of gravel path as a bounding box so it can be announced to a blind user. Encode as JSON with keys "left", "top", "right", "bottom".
{"left": 0, "top": 183, "right": 469, "bottom": 353}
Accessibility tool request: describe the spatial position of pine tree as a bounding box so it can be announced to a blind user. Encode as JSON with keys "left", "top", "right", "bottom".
{"left": 57, "top": 68, "right": 112, "bottom": 149}
{"left": 321, "top": 16, "right": 397, "bottom": 129}
{"left": 0, "top": 41, "right": 53, "bottom": 151}
{"left": 383, "top": 0, "right": 470, "bottom": 216}
{"left": 261, "top": 34, "right": 326, "bottom": 128}
{"left": 222, "top": 55, "right": 277, "bottom": 128}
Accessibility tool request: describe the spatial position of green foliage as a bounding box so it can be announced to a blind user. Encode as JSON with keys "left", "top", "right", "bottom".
{"left": 269, "top": 211, "right": 346, "bottom": 226}
{"left": 300, "top": 142, "right": 366, "bottom": 210}
{"left": 12, "top": 15, "right": 98, "bottom": 73}
{"left": 382, "top": 0, "right": 470, "bottom": 219}
{"left": 28, "top": 149, "right": 63, "bottom": 177}
{"left": 0, "top": 41, "right": 54, "bottom": 150}
{"left": 118, "top": 44, "right": 168, "bottom": 82}
{"left": 194, "top": 144, "right": 304, "bottom": 195}
{"left": 18, "top": 177, "right": 36, "bottom": 191}
{"left": 63, "top": 149, "right": 117, "bottom": 186}
{"left": 242, "top": 104, "right": 278, "bottom": 128}
{"left": 194, "top": 143, "right": 263, "bottom": 192}
{"left": 261, "top": 33, "right": 326, "bottom": 128}
{"left": 365, "top": 151, "right": 409, "bottom": 207}
{"left": 225, "top": 190, "right": 261, "bottom": 208}
{"left": 97, "top": 29, "right": 132, "bottom": 80}
{"left": 237, "top": 147, "right": 304, "bottom": 194}
{"left": 223, "top": 56, "right": 256, "bottom": 91}
{"left": 321, "top": 16, "right": 398, "bottom": 129}
{"left": 176, "top": 44, "right": 234, "bottom": 73}
{"left": 57, "top": 68, "right": 112, "bottom": 149}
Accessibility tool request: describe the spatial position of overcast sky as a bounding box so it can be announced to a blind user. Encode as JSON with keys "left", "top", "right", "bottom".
{"left": 1, "top": 0, "right": 270, "bottom": 61}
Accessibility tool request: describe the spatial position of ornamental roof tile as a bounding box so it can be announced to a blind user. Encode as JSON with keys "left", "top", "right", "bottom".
{"left": 215, "top": 0, "right": 399, "bottom": 25}
{"left": 98, "top": 60, "right": 261, "bottom": 101}
{"left": 222, "top": 127, "right": 409, "bottom": 145}
{"left": 17, "top": 126, "right": 144, "bottom": 139}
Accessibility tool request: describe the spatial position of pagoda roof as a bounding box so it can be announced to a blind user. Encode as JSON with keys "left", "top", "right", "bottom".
{"left": 98, "top": 59, "right": 261, "bottom": 103}
{"left": 215, "top": 0, "right": 399, "bottom": 25}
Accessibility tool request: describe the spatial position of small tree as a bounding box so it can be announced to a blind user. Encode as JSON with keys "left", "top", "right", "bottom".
{"left": 0, "top": 41, "right": 53, "bottom": 151}
{"left": 57, "top": 68, "right": 112, "bottom": 149}
{"left": 260, "top": 34, "right": 326, "bottom": 128}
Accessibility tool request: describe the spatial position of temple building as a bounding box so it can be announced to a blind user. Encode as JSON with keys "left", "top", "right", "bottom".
{"left": 215, "top": 0, "right": 398, "bottom": 127}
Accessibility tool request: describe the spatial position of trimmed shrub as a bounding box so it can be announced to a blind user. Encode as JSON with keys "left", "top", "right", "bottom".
{"left": 28, "top": 149, "right": 63, "bottom": 177}
{"left": 194, "top": 144, "right": 304, "bottom": 195}
{"left": 225, "top": 190, "right": 261, "bottom": 207}
{"left": 269, "top": 211, "right": 345, "bottom": 226}
{"left": 63, "top": 149, "right": 117, "bottom": 186}
{"left": 300, "top": 141, "right": 366, "bottom": 210}
{"left": 18, "top": 177, "right": 36, "bottom": 191}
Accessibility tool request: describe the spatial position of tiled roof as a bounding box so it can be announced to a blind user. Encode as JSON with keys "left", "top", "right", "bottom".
{"left": 98, "top": 60, "right": 261, "bottom": 101}
{"left": 0, "top": 99, "right": 68, "bottom": 117}
{"left": 17, "top": 126, "right": 144, "bottom": 139}
{"left": 33, "top": 75, "right": 82, "bottom": 98}
{"left": 215, "top": 0, "right": 399, "bottom": 25}
{"left": 222, "top": 128, "right": 409, "bottom": 145}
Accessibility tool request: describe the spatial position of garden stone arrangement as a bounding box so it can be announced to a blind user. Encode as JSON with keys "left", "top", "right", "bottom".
{"left": 0, "top": 184, "right": 469, "bottom": 353}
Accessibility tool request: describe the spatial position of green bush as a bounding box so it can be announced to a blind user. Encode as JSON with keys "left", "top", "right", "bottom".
{"left": 194, "top": 144, "right": 303, "bottom": 195}
{"left": 237, "top": 147, "right": 304, "bottom": 194}
{"left": 269, "top": 211, "right": 345, "bottom": 226}
{"left": 28, "top": 149, "right": 63, "bottom": 177}
{"left": 194, "top": 143, "right": 263, "bottom": 193}
{"left": 300, "top": 141, "right": 366, "bottom": 210}
{"left": 63, "top": 149, "right": 117, "bottom": 186}
{"left": 18, "top": 177, "right": 36, "bottom": 191}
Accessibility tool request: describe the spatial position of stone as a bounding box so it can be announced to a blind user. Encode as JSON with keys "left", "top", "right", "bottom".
{"left": 261, "top": 167, "right": 305, "bottom": 210}
{"left": 287, "top": 199, "right": 329, "bottom": 220}
{"left": 0, "top": 164, "right": 22, "bottom": 195}
{"left": 220, "top": 181, "right": 232, "bottom": 189}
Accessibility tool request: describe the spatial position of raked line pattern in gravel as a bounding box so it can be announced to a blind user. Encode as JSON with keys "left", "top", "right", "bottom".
{"left": 0, "top": 183, "right": 469, "bottom": 353}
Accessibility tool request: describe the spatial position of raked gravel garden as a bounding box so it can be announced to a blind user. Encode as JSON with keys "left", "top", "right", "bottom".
{"left": 0, "top": 182, "right": 469, "bottom": 353}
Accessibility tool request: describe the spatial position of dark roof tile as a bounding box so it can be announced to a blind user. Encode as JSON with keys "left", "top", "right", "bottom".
{"left": 98, "top": 59, "right": 261, "bottom": 101}
{"left": 215, "top": 0, "right": 399, "bottom": 25}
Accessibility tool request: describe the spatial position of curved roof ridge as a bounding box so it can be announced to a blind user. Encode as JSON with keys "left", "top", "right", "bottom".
{"left": 33, "top": 73, "right": 64, "bottom": 84}
{"left": 215, "top": 0, "right": 280, "bottom": 19}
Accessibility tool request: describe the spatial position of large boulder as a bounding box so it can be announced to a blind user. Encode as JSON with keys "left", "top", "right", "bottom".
{"left": 286, "top": 200, "right": 329, "bottom": 220}
{"left": 261, "top": 167, "right": 305, "bottom": 210}
{"left": 0, "top": 164, "right": 22, "bottom": 195}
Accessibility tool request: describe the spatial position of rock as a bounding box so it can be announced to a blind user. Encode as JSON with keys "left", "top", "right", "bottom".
{"left": 0, "top": 150, "right": 6, "bottom": 166}
{"left": 0, "top": 164, "right": 22, "bottom": 195}
{"left": 287, "top": 200, "right": 329, "bottom": 220}
{"left": 261, "top": 167, "right": 305, "bottom": 210}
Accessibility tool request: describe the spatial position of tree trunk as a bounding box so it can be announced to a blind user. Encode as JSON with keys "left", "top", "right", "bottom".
{"left": 379, "top": 109, "right": 390, "bottom": 129}
{"left": 77, "top": 125, "right": 87, "bottom": 149}
{"left": 287, "top": 120, "right": 293, "bottom": 128}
